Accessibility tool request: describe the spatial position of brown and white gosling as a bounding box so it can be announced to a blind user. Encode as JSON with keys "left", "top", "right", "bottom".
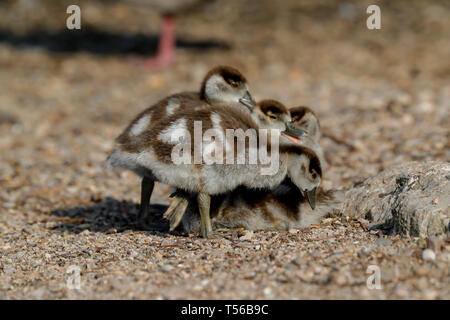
{"left": 180, "top": 106, "right": 340, "bottom": 233}
{"left": 285, "top": 106, "right": 326, "bottom": 170}
{"left": 107, "top": 66, "right": 255, "bottom": 226}
{"left": 180, "top": 180, "right": 342, "bottom": 233}
{"left": 163, "top": 99, "right": 297, "bottom": 229}
{"left": 110, "top": 99, "right": 316, "bottom": 238}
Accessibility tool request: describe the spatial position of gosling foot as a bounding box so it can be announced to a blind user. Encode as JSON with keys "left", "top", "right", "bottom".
{"left": 163, "top": 196, "right": 189, "bottom": 231}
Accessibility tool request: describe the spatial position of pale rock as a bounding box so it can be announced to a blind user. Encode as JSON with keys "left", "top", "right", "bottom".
{"left": 422, "top": 248, "right": 436, "bottom": 262}
{"left": 343, "top": 162, "right": 450, "bottom": 237}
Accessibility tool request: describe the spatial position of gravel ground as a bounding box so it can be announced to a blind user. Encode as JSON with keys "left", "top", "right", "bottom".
{"left": 0, "top": 0, "right": 449, "bottom": 299}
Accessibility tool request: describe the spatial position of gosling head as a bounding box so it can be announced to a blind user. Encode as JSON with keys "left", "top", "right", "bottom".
{"left": 289, "top": 106, "right": 321, "bottom": 142}
{"left": 279, "top": 106, "right": 320, "bottom": 146}
{"left": 285, "top": 146, "right": 322, "bottom": 209}
{"left": 252, "top": 99, "right": 292, "bottom": 131}
{"left": 200, "top": 65, "right": 255, "bottom": 111}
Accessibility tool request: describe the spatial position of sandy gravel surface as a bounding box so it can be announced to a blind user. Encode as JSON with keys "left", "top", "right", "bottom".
{"left": 0, "top": 0, "right": 449, "bottom": 299}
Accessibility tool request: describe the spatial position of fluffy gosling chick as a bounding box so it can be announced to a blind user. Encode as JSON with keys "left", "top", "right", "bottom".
{"left": 164, "top": 99, "right": 297, "bottom": 229}
{"left": 181, "top": 180, "right": 343, "bottom": 233}
{"left": 179, "top": 105, "right": 332, "bottom": 233}
{"left": 290, "top": 106, "right": 320, "bottom": 142}
{"left": 284, "top": 106, "right": 326, "bottom": 171}
{"left": 107, "top": 66, "right": 255, "bottom": 226}
{"left": 110, "top": 99, "right": 318, "bottom": 238}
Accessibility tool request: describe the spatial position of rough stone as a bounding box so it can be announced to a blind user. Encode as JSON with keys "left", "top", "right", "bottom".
{"left": 343, "top": 162, "right": 450, "bottom": 237}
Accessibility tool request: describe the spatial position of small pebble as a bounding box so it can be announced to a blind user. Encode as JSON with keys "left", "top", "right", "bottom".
{"left": 334, "top": 273, "right": 347, "bottom": 286}
{"left": 375, "top": 237, "right": 392, "bottom": 247}
{"left": 423, "top": 290, "right": 438, "bottom": 300}
{"left": 393, "top": 285, "right": 409, "bottom": 299}
{"left": 239, "top": 230, "right": 254, "bottom": 240}
{"left": 284, "top": 263, "right": 297, "bottom": 270}
{"left": 160, "top": 264, "right": 175, "bottom": 272}
{"left": 358, "top": 246, "right": 372, "bottom": 258}
{"left": 422, "top": 249, "right": 435, "bottom": 261}
{"left": 414, "top": 267, "right": 429, "bottom": 276}
{"left": 263, "top": 287, "right": 272, "bottom": 297}
{"left": 292, "top": 255, "right": 304, "bottom": 266}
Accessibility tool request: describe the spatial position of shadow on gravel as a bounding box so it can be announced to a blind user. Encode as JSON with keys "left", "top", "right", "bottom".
{"left": 50, "top": 197, "right": 176, "bottom": 235}
{"left": 0, "top": 28, "right": 230, "bottom": 56}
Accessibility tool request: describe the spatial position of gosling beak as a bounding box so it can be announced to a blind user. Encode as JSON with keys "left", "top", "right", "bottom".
{"left": 285, "top": 121, "right": 308, "bottom": 137}
{"left": 305, "top": 188, "right": 317, "bottom": 210}
{"left": 239, "top": 91, "right": 256, "bottom": 109}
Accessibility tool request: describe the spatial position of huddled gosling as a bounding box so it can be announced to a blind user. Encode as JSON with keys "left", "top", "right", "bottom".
{"left": 107, "top": 66, "right": 255, "bottom": 226}
{"left": 180, "top": 104, "right": 339, "bottom": 233}
{"left": 109, "top": 97, "right": 318, "bottom": 238}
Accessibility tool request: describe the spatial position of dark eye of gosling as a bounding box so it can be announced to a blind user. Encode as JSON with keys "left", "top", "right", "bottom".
{"left": 229, "top": 80, "right": 239, "bottom": 88}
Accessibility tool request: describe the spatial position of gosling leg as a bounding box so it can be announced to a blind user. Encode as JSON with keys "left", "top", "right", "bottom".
{"left": 137, "top": 176, "right": 154, "bottom": 225}
{"left": 197, "top": 192, "right": 213, "bottom": 238}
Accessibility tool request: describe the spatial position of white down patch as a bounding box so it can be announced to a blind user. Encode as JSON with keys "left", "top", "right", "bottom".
{"left": 202, "top": 113, "right": 225, "bottom": 164}
{"left": 106, "top": 149, "right": 150, "bottom": 177}
{"left": 130, "top": 114, "right": 151, "bottom": 136}
{"left": 166, "top": 98, "right": 180, "bottom": 115}
{"left": 136, "top": 149, "right": 202, "bottom": 192}
{"left": 157, "top": 118, "right": 188, "bottom": 144}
